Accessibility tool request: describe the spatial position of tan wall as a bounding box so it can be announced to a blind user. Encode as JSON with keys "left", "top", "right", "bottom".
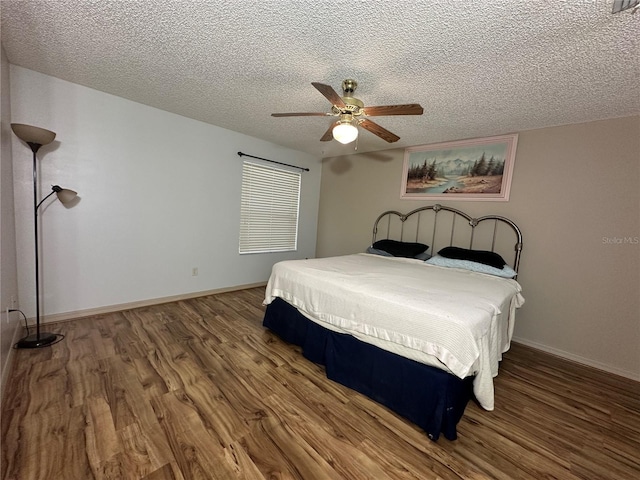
{"left": 317, "top": 116, "right": 640, "bottom": 379}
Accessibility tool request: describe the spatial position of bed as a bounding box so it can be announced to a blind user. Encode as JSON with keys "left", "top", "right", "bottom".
{"left": 262, "top": 204, "right": 524, "bottom": 440}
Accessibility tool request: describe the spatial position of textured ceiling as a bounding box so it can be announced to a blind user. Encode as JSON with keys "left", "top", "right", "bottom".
{"left": 2, "top": 0, "right": 638, "bottom": 157}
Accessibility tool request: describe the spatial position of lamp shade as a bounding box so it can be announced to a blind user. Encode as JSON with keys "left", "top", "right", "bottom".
{"left": 332, "top": 122, "right": 359, "bottom": 144}
{"left": 52, "top": 185, "right": 77, "bottom": 204}
{"left": 11, "top": 123, "right": 56, "bottom": 146}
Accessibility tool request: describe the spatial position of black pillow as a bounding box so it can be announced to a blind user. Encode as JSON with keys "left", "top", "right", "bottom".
{"left": 438, "top": 246, "right": 506, "bottom": 269}
{"left": 372, "top": 239, "right": 429, "bottom": 258}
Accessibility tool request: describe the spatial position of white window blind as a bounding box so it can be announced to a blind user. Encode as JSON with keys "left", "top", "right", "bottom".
{"left": 239, "top": 161, "right": 301, "bottom": 254}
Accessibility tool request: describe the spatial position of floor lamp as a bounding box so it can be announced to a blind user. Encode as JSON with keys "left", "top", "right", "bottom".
{"left": 11, "top": 123, "right": 78, "bottom": 349}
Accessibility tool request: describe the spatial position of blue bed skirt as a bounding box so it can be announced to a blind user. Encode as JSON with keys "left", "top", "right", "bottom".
{"left": 263, "top": 297, "right": 474, "bottom": 441}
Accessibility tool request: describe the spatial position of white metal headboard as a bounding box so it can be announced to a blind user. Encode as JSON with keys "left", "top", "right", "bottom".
{"left": 372, "top": 204, "right": 523, "bottom": 275}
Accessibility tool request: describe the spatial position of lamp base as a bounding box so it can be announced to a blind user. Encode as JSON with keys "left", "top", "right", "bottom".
{"left": 15, "top": 332, "right": 58, "bottom": 349}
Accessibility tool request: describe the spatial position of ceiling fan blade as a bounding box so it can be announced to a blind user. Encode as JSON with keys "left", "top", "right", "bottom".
{"left": 311, "top": 82, "right": 346, "bottom": 108}
{"left": 359, "top": 119, "right": 400, "bottom": 143}
{"left": 320, "top": 124, "right": 334, "bottom": 142}
{"left": 363, "top": 104, "right": 424, "bottom": 116}
{"left": 271, "top": 112, "right": 330, "bottom": 117}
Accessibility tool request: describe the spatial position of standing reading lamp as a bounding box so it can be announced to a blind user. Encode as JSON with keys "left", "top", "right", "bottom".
{"left": 11, "top": 123, "right": 77, "bottom": 348}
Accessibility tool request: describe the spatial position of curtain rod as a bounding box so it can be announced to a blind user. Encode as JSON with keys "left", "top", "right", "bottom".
{"left": 237, "top": 151, "right": 309, "bottom": 172}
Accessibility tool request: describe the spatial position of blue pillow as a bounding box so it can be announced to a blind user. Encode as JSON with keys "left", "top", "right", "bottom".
{"left": 366, "top": 246, "right": 431, "bottom": 260}
{"left": 366, "top": 246, "right": 394, "bottom": 257}
{"left": 426, "top": 255, "right": 517, "bottom": 278}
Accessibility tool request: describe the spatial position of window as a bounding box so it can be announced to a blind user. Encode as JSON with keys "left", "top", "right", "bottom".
{"left": 239, "top": 161, "right": 301, "bottom": 254}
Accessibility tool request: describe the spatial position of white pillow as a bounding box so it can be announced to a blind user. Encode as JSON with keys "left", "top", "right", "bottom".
{"left": 426, "top": 255, "right": 517, "bottom": 278}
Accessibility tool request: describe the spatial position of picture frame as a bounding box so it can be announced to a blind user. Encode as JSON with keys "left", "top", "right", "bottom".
{"left": 400, "top": 133, "right": 518, "bottom": 201}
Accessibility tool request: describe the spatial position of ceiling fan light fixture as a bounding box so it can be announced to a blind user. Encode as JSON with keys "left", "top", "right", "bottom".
{"left": 333, "top": 120, "right": 358, "bottom": 144}
{"left": 271, "top": 80, "right": 423, "bottom": 144}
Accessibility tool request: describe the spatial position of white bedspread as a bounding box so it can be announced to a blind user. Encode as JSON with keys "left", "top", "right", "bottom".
{"left": 263, "top": 253, "right": 524, "bottom": 410}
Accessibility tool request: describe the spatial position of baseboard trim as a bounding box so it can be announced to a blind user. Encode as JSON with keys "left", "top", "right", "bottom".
{"left": 23, "top": 290, "right": 640, "bottom": 384}
{"left": 37, "top": 282, "right": 267, "bottom": 325}
{"left": 512, "top": 336, "right": 640, "bottom": 382}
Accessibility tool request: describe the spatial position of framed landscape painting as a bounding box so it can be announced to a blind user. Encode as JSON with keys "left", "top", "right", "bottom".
{"left": 400, "top": 134, "right": 518, "bottom": 201}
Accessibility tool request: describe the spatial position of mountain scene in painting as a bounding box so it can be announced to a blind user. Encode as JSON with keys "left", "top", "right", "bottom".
{"left": 405, "top": 143, "right": 508, "bottom": 195}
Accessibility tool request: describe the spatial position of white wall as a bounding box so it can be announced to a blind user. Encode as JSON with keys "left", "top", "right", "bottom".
{"left": 1, "top": 47, "right": 21, "bottom": 399}
{"left": 316, "top": 117, "right": 640, "bottom": 380}
{"left": 10, "top": 66, "right": 321, "bottom": 319}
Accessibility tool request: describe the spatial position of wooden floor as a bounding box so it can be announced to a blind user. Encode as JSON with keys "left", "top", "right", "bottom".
{"left": 2, "top": 288, "right": 639, "bottom": 480}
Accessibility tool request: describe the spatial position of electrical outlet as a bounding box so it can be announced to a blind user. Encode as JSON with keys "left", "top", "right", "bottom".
{"left": 192, "top": 267, "right": 198, "bottom": 276}
{"left": 5, "top": 307, "right": 9, "bottom": 325}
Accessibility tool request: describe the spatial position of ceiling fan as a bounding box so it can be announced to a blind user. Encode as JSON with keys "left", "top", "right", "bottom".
{"left": 271, "top": 79, "right": 424, "bottom": 144}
